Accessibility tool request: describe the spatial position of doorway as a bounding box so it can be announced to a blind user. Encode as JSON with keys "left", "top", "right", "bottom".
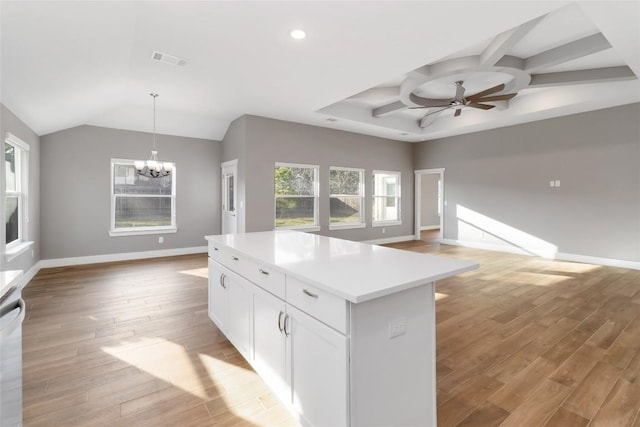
{"left": 221, "top": 159, "right": 238, "bottom": 234}
{"left": 414, "top": 168, "right": 444, "bottom": 242}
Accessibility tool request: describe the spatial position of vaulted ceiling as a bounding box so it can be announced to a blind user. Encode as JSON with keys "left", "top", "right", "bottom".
{"left": 1, "top": 1, "right": 638, "bottom": 142}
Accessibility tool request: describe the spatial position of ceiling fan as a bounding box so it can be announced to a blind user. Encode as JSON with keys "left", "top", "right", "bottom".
{"left": 409, "top": 80, "right": 518, "bottom": 118}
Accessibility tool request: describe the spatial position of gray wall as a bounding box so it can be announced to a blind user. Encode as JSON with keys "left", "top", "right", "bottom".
{"left": 238, "top": 115, "right": 415, "bottom": 241}
{"left": 40, "top": 125, "right": 221, "bottom": 260}
{"left": 420, "top": 174, "right": 440, "bottom": 228}
{"left": 1, "top": 104, "right": 40, "bottom": 272}
{"left": 414, "top": 103, "right": 640, "bottom": 262}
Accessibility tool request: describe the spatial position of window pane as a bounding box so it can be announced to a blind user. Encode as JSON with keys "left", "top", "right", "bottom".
{"left": 5, "top": 196, "right": 19, "bottom": 244}
{"left": 5, "top": 143, "right": 17, "bottom": 192}
{"left": 275, "top": 166, "right": 315, "bottom": 196}
{"left": 115, "top": 197, "right": 172, "bottom": 228}
{"left": 226, "top": 174, "right": 235, "bottom": 212}
{"left": 373, "top": 197, "right": 399, "bottom": 222}
{"left": 373, "top": 173, "right": 398, "bottom": 196}
{"left": 275, "top": 197, "right": 315, "bottom": 227}
{"left": 330, "top": 169, "right": 361, "bottom": 195}
{"left": 114, "top": 164, "right": 172, "bottom": 195}
{"left": 330, "top": 196, "right": 361, "bottom": 224}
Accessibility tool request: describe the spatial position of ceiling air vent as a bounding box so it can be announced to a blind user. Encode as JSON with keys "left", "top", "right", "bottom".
{"left": 151, "top": 50, "right": 187, "bottom": 67}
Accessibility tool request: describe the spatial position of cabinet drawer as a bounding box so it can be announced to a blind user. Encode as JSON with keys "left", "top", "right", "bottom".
{"left": 242, "top": 260, "right": 286, "bottom": 299}
{"left": 208, "top": 242, "right": 227, "bottom": 264}
{"left": 287, "top": 276, "right": 348, "bottom": 334}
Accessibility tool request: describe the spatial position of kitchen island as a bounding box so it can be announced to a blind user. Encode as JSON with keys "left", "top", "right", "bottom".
{"left": 205, "top": 230, "right": 477, "bottom": 427}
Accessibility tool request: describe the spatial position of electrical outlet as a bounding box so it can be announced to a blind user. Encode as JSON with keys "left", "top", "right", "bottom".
{"left": 555, "top": 180, "right": 561, "bottom": 187}
{"left": 388, "top": 317, "right": 407, "bottom": 339}
{"left": 550, "top": 180, "right": 555, "bottom": 187}
{"left": 158, "top": 236, "right": 164, "bottom": 244}
{"left": 382, "top": 228, "right": 386, "bottom": 234}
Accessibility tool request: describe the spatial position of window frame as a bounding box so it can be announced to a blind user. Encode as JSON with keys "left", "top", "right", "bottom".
{"left": 328, "top": 166, "right": 365, "bottom": 231}
{"left": 109, "top": 158, "right": 177, "bottom": 237}
{"left": 372, "top": 170, "right": 402, "bottom": 227}
{"left": 274, "top": 161, "right": 320, "bottom": 232}
{"left": 5, "top": 132, "right": 32, "bottom": 261}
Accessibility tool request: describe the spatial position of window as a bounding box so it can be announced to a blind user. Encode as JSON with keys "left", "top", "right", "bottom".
{"left": 5, "top": 133, "right": 30, "bottom": 256}
{"left": 274, "top": 162, "right": 319, "bottom": 231}
{"left": 109, "top": 159, "right": 176, "bottom": 236}
{"left": 372, "top": 170, "right": 401, "bottom": 226}
{"left": 329, "top": 167, "right": 365, "bottom": 230}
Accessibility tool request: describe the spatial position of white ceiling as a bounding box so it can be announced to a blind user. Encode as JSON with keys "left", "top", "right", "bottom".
{"left": 1, "top": 1, "right": 639, "bottom": 143}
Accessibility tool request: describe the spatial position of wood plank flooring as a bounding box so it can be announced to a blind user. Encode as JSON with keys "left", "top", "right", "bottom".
{"left": 22, "top": 235, "right": 640, "bottom": 426}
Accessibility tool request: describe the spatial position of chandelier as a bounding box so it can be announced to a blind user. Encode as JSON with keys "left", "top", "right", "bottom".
{"left": 135, "top": 93, "right": 172, "bottom": 178}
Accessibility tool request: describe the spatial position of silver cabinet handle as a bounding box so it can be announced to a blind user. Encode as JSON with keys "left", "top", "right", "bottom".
{"left": 284, "top": 314, "right": 291, "bottom": 337}
{"left": 259, "top": 269, "right": 269, "bottom": 276}
{"left": 231, "top": 256, "right": 239, "bottom": 261}
{"left": 277, "top": 311, "right": 284, "bottom": 333}
{"left": 303, "top": 289, "right": 319, "bottom": 299}
{"left": 219, "top": 274, "right": 227, "bottom": 289}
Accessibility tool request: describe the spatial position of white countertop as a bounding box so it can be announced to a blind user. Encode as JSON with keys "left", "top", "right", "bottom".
{"left": 206, "top": 231, "right": 478, "bottom": 303}
{"left": 1, "top": 270, "right": 23, "bottom": 300}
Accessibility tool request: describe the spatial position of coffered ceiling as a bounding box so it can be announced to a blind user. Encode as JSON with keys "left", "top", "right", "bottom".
{"left": 1, "top": 1, "right": 638, "bottom": 142}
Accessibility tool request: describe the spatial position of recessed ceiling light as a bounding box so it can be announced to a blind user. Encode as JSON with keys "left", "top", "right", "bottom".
{"left": 290, "top": 29, "right": 306, "bottom": 40}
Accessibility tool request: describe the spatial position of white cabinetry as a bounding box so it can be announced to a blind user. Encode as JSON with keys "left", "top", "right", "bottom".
{"left": 288, "top": 304, "right": 348, "bottom": 427}
{"left": 206, "top": 231, "right": 477, "bottom": 427}
{"left": 208, "top": 258, "right": 252, "bottom": 359}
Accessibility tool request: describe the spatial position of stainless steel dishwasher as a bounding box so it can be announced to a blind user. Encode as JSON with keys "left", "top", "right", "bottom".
{"left": 1, "top": 280, "right": 25, "bottom": 427}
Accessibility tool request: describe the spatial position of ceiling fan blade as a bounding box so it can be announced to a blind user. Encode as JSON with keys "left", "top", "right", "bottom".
{"left": 454, "top": 108, "right": 462, "bottom": 117}
{"left": 455, "top": 82, "right": 465, "bottom": 101}
{"left": 468, "top": 103, "right": 495, "bottom": 110}
{"left": 470, "top": 93, "right": 517, "bottom": 102}
{"left": 409, "top": 93, "right": 452, "bottom": 108}
{"left": 467, "top": 83, "right": 505, "bottom": 100}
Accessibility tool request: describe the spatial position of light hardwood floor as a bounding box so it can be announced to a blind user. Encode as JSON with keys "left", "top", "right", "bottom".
{"left": 22, "top": 237, "right": 640, "bottom": 426}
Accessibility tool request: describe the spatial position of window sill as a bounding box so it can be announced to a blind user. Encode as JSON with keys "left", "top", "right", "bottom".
{"left": 372, "top": 221, "right": 402, "bottom": 228}
{"left": 329, "top": 223, "right": 366, "bottom": 231}
{"left": 275, "top": 226, "right": 321, "bottom": 233}
{"left": 5, "top": 241, "right": 34, "bottom": 263}
{"left": 109, "top": 227, "right": 177, "bottom": 237}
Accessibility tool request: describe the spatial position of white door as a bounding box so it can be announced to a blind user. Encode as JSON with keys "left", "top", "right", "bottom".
{"left": 221, "top": 160, "right": 238, "bottom": 234}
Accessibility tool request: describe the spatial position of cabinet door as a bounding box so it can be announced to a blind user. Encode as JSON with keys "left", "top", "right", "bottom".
{"left": 208, "top": 258, "right": 228, "bottom": 331}
{"left": 287, "top": 304, "right": 349, "bottom": 427}
{"left": 252, "top": 285, "right": 288, "bottom": 401}
{"left": 226, "top": 272, "right": 253, "bottom": 359}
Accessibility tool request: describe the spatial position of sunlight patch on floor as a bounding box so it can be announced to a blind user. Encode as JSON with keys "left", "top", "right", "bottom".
{"left": 180, "top": 268, "right": 209, "bottom": 278}
{"left": 102, "top": 337, "right": 222, "bottom": 400}
{"left": 435, "top": 292, "right": 449, "bottom": 301}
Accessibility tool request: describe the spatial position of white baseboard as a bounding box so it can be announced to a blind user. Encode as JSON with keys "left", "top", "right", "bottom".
{"left": 420, "top": 225, "right": 440, "bottom": 231}
{"left": 363, "top": 235, "right": 416, "bottom": 245}
{"left": 440, "top": 238, "right": 640, "bottom": 271}
{"left": 40, "top": 246, "right": 208, "bottom": 269}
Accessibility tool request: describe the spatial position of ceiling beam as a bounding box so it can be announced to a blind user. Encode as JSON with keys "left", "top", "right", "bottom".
{"left": 479, "top": 15, "right": 544, "bottom": 67}
{"left": 372, "top": 100, "right": 407, "bottom": 117}
{"left": 529, "top": 66, "right": 637, "bottom": 87}
{"left": 418, "top": 112, "right": 440, "bottom": 128}
{"left": 348, "top": 86, "right": 400, "bottom": 100}
{"left": 524, "top": 33, "right": 611, "bottom": 72}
